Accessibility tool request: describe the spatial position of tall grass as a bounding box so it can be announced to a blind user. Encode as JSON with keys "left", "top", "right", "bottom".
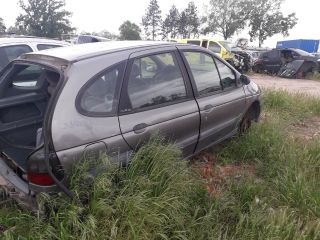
{"left": 0, "top": 90, "right": 319, "bottom": 239}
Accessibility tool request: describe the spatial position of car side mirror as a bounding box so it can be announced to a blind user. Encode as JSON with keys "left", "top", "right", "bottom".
{"left": 240, "top": 74, "right": 251, "bottom": 85}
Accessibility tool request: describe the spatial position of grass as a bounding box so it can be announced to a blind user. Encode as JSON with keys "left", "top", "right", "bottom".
{"left": 305, "top": 72, "right": 320, "bottom": 81}
{"left": 0, "top": 89, "right": 320, "bottom": 239}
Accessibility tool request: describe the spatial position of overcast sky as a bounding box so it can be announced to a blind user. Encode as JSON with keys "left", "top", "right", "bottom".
{"left": 0, "top": 0, "right": 319, "bottom": 48}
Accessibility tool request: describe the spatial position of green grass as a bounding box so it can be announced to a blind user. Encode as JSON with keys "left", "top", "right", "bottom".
{"left": 0, "top": 89, "right": 320, "bottom": 239}
{"left": 305, "top": 72, "right": 320, "bottom": 81}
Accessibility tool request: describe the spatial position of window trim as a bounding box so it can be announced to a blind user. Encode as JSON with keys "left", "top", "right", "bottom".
{"left": 118, "top": 50, "right": 192, "bottom": 115}
{"left": 75, "top": 61, "right": 127, "bottom": 117}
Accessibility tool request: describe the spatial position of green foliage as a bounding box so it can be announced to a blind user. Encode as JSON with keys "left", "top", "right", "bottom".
{"left": 203, "top": 0, "right": 251, "bottom": 40}
{"left": 0, "top": 17, "right": 6, "bottom": 33}
{"left": 161, "top": 5, "right": 180, "bottom": 40}
{"left": 142, "top": 0, "right": 162, "bottom": 40}
{"left": 263, "top": 89, "right": 320, "bottom": 120}
{"left": 162, "top": 2, "right": 200, "bottom": 39}
{"left": 178, "top": 10, "right": 189, "bottom": 38}
{"left": 119, "top": 21, "right": 141, "bottom": 40}
{"left": 184, "top": 1, "right": 200, "bottom": 38}
{"left": 16, "top": 0, "right": 75, "bottom": 38}
{"left": 248, "top": 0, "right": 298, "bottom": 47}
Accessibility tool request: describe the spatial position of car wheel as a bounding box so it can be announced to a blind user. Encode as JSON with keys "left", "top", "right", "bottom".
{"left": 252, "top": 65, "right": 261, "bottom": 73}
{"left": 239, "top": 111, "right": 252, "bottom": 134}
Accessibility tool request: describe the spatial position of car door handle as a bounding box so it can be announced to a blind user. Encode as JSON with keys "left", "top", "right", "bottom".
{"left": 203, "top": 104, "right": 213, "bottom": 112}
{"left": 133, "top": 123, "right": 148, "bottom": 134}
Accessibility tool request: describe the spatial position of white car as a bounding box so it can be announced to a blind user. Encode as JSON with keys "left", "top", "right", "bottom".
{"left": 0, "top": 37, "right": 70, "bottom": 71}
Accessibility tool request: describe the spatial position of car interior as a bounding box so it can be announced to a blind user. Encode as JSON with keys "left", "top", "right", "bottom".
{"left": 0, "top": 64, "right": 60, "bottom": 169}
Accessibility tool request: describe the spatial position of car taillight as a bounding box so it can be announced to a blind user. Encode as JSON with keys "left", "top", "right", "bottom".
{"left": 27, "top": 172, "right": 54, "bottom": 186}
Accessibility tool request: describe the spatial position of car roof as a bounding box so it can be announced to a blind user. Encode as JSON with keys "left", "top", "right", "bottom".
{"left": 0, "top": 37, "right": 70, "bottom": 46}
{"left": 21, "top": 41, "right": 179, "bottom": 63}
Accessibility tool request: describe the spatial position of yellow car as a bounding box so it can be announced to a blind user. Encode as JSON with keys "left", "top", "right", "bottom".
{"left": 174, "top": 38, "right": 233, "bottom": 62}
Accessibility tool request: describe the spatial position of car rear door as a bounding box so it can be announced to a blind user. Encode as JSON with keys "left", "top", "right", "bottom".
{"left": 0, "top": 63, "right": 49, "bottom": 169}
{"left": 178, "top": 47, "right": 246, "bottom": 153}
{"left": 118, "top": 47, "right": 200, "bottom": 158}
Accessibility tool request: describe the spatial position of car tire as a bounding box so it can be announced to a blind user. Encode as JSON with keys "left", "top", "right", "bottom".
{"left": 252, "top": 65, "right": 262, "bottom": 73}
{"left": 239, "top": 111, "right": 252, "bottom": 134}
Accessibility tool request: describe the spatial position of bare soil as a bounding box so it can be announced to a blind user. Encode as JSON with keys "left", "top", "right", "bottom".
{"left": 192, "top": 153, "right": 255, "bottom": 196}
{"left": 288, "top": 116, "right": 320, "bottom": 141}
{"left": 250, "top": 74, "right": 320, "bottom": 97}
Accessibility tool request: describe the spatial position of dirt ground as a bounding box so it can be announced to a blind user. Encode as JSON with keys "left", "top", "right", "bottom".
{"left": 250, "top": 74, "right": 320, "bottom": 97}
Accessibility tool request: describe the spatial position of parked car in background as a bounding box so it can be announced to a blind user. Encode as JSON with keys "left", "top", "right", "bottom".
{"left": 253, "top": 48, "right": 319, "bottom": 77}
{"left": 0, "top": 37, "right": 70, "bottom": 71}
{"left": 174, "top": 38, "right": 233, "bottom": 62}
{"left": 0, "top": 41, "right": 261, "bottom": 209}
{"left": 74, "top": 35, "right": 110, "bottom": 44}
{"left": 174, "top": 38, "right": 250, "bottom": 73}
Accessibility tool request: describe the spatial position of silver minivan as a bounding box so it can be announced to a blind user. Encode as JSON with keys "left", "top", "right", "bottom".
{"left": 0, "top": 41, "right": 261, "bottom": 207}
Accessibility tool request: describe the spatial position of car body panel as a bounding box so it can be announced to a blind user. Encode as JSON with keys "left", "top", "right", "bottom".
{"left": 51, "top": 51, "right": 129, "bottom": 151}
{"left": 195, "top": 88, "right": 246, "bottom": 152}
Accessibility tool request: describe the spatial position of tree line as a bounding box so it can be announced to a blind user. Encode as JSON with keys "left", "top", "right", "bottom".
{"left": 142, "top": 0, "right": 297, "bottom": 47}
{"left": 0, "top": 0, "right": 298, "bottom": 47}
{"left": 0, "top": 0, "right": 141, "bottom": 41}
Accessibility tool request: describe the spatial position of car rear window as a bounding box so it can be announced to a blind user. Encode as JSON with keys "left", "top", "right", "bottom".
{"left": 0, "top": 45, "right": 32, "bottom": 70}
{"left": 37, "top": 44, "right": 63, "bottom": 51}
{"left": 77, "top": 62, "right": 125, "bottom": 116}
{"left": 187, "top": 40, "right": 201, "bottom": 46}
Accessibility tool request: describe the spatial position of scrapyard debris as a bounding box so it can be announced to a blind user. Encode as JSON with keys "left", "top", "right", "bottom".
{"left": 253, "top": 48, "right": 320, "bottom": 78}
{"left": 278, "top": 60, "right": 319, "bottom": 78}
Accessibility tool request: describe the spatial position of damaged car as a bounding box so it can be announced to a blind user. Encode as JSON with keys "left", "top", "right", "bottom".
{"left": 253, "top": 48, "right": 319, "bottom": 78}
{"left": 0, "top": 41, "right": 261, "bottom": 209}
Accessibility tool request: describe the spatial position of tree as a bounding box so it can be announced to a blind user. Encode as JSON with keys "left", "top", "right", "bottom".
{"left": 161, "top": 5, "right": 180, "bottom": 39}
{"left": 142, "top": 0, "right": 162, "bottom": 40}
{"left": 0, "top": 17, "right": 6, "bottom": 33}
{"left": 248, "top": 0, "right": 297, "bottom": 47}
{"left": 202, "top": 0, "right": 251, "bottom": 40}
{"left": 160, "top": 17, "right": 171, "bottom": 40}
{"left": 16, "top": 0, "right": 75, "bottom": 38}
{"left": 184, "top": 1, "right": 200, "bottom": 38}
{"left": 119, "top": 21, "right": 141, "bottom": 40}
{"left": 98, "top": 30, "right": 118, "bottom": 40}
{"left": 178, "top": 11, "right": 188, "bottom": 38}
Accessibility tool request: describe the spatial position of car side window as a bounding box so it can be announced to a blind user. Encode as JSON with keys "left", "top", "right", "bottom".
{"left": 215, "top": 60, "right": 236, "bottom": 89}
{"left": 78, "top": 62, "right": 125, "bottom": 115}
{"left": 12, "top": 65, "right": 45, "bottom": 89}
{"left": 37, "top": 44, "right": 62, "bottom": 51}
{"left": 124, "top": 52, "right": 187, "bottom": 111}
{"left": 0, "top": 45, "right": 32, "bottom": 70}
{"left": 183, "top": 51, "right": 221, "bottom": 96}
{"left": 208, "top": 42, "right": 221, "bottom": 53}
{"left": 268, "top": 50, "right": 279, "bottom": 59}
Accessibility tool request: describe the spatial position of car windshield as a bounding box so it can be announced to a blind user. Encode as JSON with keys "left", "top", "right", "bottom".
{"left": 219, "top": 41, "right": 232, "bottom": 52}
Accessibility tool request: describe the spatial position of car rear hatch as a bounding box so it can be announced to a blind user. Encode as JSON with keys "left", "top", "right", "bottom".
{"left": 0, "top": 59, "right": 67, "bottom": 208}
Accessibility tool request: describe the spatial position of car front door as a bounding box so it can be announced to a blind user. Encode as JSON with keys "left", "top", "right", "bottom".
{"left": 118, "top": 48, "right": 200, "bottom": 158}
{"left": 263, "top": 50, "right": 281, "bottom": 73}
{"left": 179, "top": 48, "right": 246, "bottom": 153}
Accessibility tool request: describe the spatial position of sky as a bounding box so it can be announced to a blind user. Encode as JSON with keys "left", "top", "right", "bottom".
{"left": 0, "top": 0, "right": 319, "bottom": 48}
